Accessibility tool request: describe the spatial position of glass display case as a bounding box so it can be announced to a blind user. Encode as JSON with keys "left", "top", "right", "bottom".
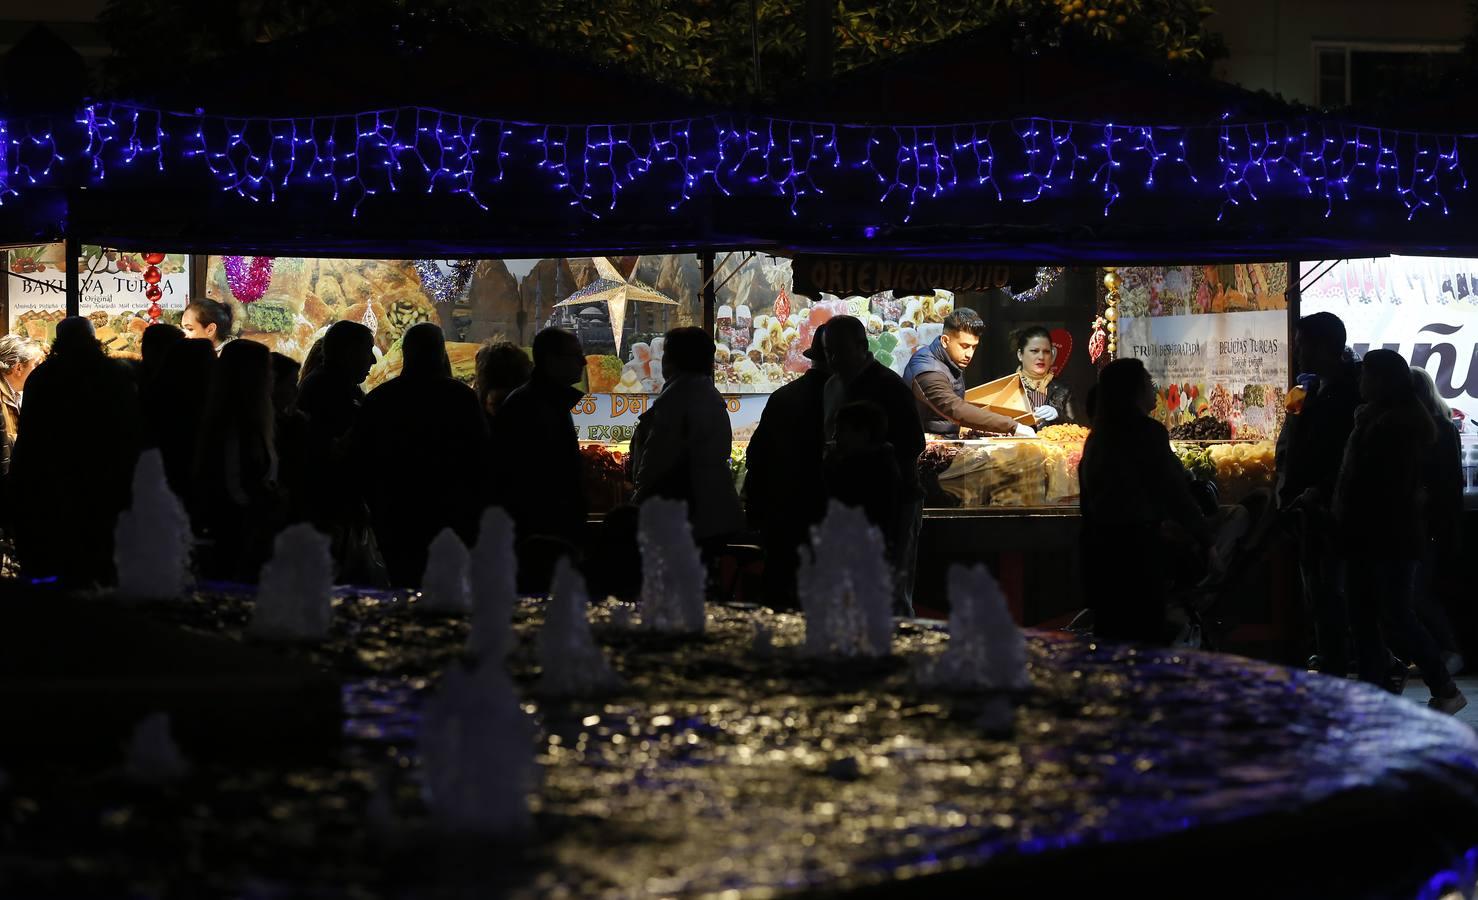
{"left": 578, "top": 439, "right": 753, "bottom": 514}
{"left": 583, "top": 430, "right": 1279, "bottom": 516}
{"left": 921, "top": 428, "right": 1276, "bottom": 511}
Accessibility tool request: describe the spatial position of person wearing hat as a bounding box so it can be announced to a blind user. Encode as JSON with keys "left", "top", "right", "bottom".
{"left": 743, "top": 323, "right": 833, "bottom": 609}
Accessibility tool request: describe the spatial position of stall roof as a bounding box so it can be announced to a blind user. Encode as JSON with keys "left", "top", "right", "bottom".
{"left": 5, "top": 21, "right": 1478, "bottom": 263}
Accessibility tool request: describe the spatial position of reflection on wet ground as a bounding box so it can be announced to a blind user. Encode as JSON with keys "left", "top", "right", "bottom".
{"left": 4, "top": 589, "right": 1478, "bottom": 898}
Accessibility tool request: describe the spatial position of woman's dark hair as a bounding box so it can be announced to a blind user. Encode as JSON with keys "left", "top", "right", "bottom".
{"left": 322, "top": 320, "right": 373, "bottom": 374}
{"left": 1361, "top": 348, "right": 1416, "bottom": 400}
{"left": 1092, "top": 357, "right": 1151, "bottom": 425}
{"left": 475, "top": 340, "right": 532, "bottom": 412}
{"left": 270, "top": 352, "right": 301, "bottom": 415}
{"left": 51, "top": 316, "right": 104, "bottom": 361}
{"left": 663, "top": 326, "right": 715, "bottom": 377}
{"left": 140, "top": 323, "right": 185, "bottom": 379}
{"left": 1011, "top": 325, "right": 1053, "bottom": 353}
{"left": 401, "top": 322, "right": 451, "bottom": 379}
{"left": 195, "top": 339, "right": 274, "bottom": 490}
{"left": 300, "top": 337, "right": 325, "bottom": 385}
{"left": 158, "top": 338, "right": 217, "bottom": 392}
{"left": 186, "top": 299, "right": 234, "bottom": 338}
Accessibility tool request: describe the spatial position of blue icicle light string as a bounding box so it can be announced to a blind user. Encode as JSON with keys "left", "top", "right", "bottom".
{"left": 0, "top": 102, "right": 1465, "bottom": 223}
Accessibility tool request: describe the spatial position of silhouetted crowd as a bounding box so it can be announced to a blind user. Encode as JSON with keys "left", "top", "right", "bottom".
{"left": 1078, "top": 311, "right": 1467, "bottom": 713}
{"left": 0, "top": 301, "right": 1466, "bottom": 711}
{"left": 0, "top": 307, "right": 930, "bottom": 610}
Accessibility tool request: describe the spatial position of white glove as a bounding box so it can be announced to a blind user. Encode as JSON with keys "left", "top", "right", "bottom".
{"left": 1014, "top": 423, "right": 1036, "bottom": 437}
{"left": 1033, "top": 405, "right": 1059, "bottom": 423}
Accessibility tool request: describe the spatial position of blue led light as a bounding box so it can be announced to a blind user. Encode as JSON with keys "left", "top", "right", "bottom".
{"left": 0, "top": 104, "right": 1464, "bottom": 225}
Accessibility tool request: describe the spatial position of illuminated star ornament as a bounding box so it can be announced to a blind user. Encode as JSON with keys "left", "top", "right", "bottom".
{"left": 557, "top": 256, "right": 675, "bottom": 354}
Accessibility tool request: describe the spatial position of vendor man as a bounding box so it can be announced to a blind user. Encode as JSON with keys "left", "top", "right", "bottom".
{"left": 903, "top": 308, "right": 1036, "bottom": 437}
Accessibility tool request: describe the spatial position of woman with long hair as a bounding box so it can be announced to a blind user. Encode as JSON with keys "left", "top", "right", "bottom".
{"left": 193, "top": 339, "right": 281, "bottom": 579}
{"left": 1078, "top": 358, "right": 1210, "bottom": 643}
{"left": 1335, "top": 349, "right": 1464, "bottom": 712}
{"left": 474, "top": 340, "right": 532, "bottom": 420}
{"left": 1410, "top": 366, "right": 1465, "bottom": 674}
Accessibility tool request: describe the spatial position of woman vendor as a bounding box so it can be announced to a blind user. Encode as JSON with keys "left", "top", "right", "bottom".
{"left": 1013, "top": 326, "right": 1076, "bottom": 424}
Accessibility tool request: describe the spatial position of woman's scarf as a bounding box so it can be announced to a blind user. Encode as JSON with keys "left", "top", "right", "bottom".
{"left": 1018, "top": 367, "right": 1055, "bottom": 395}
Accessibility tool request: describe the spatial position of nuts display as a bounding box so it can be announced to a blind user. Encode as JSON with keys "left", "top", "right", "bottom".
{"left": 384, "top": 297, "right": 437, "bottom": 341}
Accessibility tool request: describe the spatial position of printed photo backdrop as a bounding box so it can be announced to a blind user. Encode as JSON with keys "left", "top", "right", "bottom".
{"left": 713, "top": 254, "right": 964, "bottom": 394}
{"left": 1302, "top": 255, "right": 1478, "bottom": 420}
{"left": 6, "top": 245, "right": 189, "bottom": 357}
{"left": 205, "top": 254, "right": 704, "bottom": 394}
{"left": 1117, "top": 263, "right": 1290, "bottom": 439}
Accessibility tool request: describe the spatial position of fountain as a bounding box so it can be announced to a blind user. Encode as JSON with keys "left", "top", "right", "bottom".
{"left": 125, "top": 712, "right": 191, "bottom": 782}
{"left": 637, "top": 498, "right": 707, "bottom": 634}
{"left": 114, "top": 450, "right": 192, "bottom": 600}
{"left": 365, "top": 778, "right": 400, "bottom": 835}
{"left": 798, "top": 501, "right": 894, "bottom": 658}
{"left": 975, "top": 695, "right": 1016, "bottom": 737}
{"left": 419, "top": 662, "right": 539, "bottom": 837}
{"left": 467, "top": 508, "right": 518, "bottom": 660}
{"left": 250, "top": 524, "right": 335, "bottom": 641}
{"left": 751, "top": 619, "right": 773, "bottom": 658}
{"left": 920, "top": 564, "right": 1030, "bottom": 692}
{"left": 607, "top": 602, "right": 637, "bottom": 631}
{"left": 538, "top": 559, "right": 622, "bottom": 697}
{"left": 420, "top": 528, "right": 472, "bottom": 614}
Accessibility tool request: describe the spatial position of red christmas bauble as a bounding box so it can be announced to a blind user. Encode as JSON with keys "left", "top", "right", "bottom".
{"left": 142, "top": 252, "right": 166, "bottom": 265}
{"left": 143, "top": 266, "right": 161, "bottom": 285}
{"left": 147, "top": 305, "right": 163, "bottom": 320}
{"left": 145, "top": 285, "right": 163, "bottom": 302}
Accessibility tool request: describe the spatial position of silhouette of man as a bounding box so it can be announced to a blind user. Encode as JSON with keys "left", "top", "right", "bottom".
{"left": 489, "top": 327, "right": 587, "bottom": 588}
{"left": 11, "top": 317, "right": 141, "bottom": 585}
{"left": 352, "top": 323, "right": 490, "bottom": 586}
{"left": 1277, "top": 312, "right": 1361, "bottom": 676}
{"left": 296, "top": 320, "right": 378, "bottom": 582}
{"left": 745, "top": 322, "right": 832, "bottom": 609}
{"left": 823, "top": 315, "right": 925, "bottom": 616}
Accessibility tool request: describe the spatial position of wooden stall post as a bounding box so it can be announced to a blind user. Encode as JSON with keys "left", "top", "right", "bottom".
{"left": 701, "top": 250, "right": 717, "bottom": 334}
{"left": 1287, "top": 259, "right": 1300, "bottom": 376}
{"left": 191, "top": 253, "right": 209, "bottom": 304}
{"left": 63, "top": 232, "right": 80, "bottom": 318}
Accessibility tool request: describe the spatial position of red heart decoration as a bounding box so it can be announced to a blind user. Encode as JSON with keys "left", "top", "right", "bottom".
{"left": 1049, "top": 328, "right": 1074, "bottom": 375}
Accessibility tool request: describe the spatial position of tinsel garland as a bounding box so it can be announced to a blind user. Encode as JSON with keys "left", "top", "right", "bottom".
{"left": 222, "top": 256, "right": 274, "bottom": 303}
{"left": 1012, "top": 266, "right": 1065, "bottom": 302}
{"left": 415, "top": 259, "right": 475, "bottom": 302}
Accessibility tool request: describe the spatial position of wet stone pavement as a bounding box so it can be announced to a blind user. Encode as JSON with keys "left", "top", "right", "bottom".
{"left": 3, "top": 590, "right": 1478, "bottom": 898}
{"left": 1404, "top": 675, "right": 1478, "bottom": 730}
